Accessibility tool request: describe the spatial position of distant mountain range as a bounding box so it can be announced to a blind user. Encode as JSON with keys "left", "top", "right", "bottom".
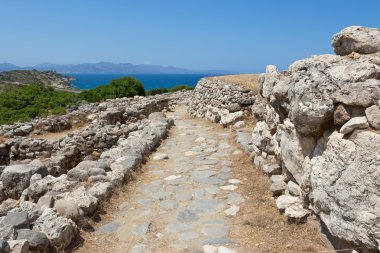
{"left": 0, "top": 62, "right": 236, "bottom": 75}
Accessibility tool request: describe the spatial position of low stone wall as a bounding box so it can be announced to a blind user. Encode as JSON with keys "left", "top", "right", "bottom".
{"left": 188, "top": 78, "right": 255, "bottom": 125}
{"left": 0, "top": 91, "right": 190, "bottom": 252}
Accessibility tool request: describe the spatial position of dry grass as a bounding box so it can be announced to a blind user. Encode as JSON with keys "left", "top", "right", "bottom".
{"left": 226, "top": 134, "right": 334, "bottom": 253}
{"left": 206, "top": 74, "right": 261, "bottom": 94}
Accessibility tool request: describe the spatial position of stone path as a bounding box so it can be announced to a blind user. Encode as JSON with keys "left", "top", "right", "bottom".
{"left": 94, "top": 106, "right": 244, "bottom": 252}
{"left": 76, "top": 106, "right": 332, "bottom": 253}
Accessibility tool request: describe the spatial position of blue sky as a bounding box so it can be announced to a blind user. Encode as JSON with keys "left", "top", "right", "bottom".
{"left": 0, "top": 0, "right": 379, "bottom": 73}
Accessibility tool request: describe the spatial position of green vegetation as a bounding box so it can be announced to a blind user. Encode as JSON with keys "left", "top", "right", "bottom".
{"left": 0, "top": 76, "right": 194, "bottom": 125}
{"left": 146, "top": 85, "right": 194, "bottom": 96}
{"left": 79, "top": 77, "right": 145, "bottom": 102}
{"left": 0, "top": 84, "right": 80, "bottom": 125}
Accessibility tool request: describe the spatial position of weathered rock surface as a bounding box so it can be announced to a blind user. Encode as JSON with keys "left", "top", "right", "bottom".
{"left": 311, "top": 131, "right": 380, "bottom": 249}
{"left": 365, "top": 105, "right": 380, "bottom": 129}
{"left": 332, "top": 26, "right": 380, "bottom": 56}
{"left": 251, "top": 26, "right": 380, "bottom": 250}
{"left": 0, "top": 163, "right": 48, "bottom": 199}
{"left": 188, "top": 26, "right": 380, "bottom": 251}
{"left": 33, "top": 208, "right": 77, "bottom": 250}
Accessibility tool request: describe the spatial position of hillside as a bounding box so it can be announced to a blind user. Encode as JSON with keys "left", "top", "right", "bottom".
{"left": 0, "top": 70, "right": 73, "bottom": 91}
{"left": 0, "top": 62, "right": 236, "bottom": 75}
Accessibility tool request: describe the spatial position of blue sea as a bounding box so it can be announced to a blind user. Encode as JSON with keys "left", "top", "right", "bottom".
{"left": 70, "top": 74, "right": 217, "bottom": 90}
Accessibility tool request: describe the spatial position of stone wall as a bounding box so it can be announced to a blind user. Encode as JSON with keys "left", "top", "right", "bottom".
{"left": 251, "top": 26, "right": 380, "bottom": 251}
{"left": 0, "top": 91, "right": 190, "bottom": 252}
{"left": 188, "top": 78, "right": 255, "bottom": 125}
{"left": 187, "top": 26, "right": 380, "bottom": 252}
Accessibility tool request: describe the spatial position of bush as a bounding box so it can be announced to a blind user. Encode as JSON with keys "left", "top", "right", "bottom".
{"left": 170, "top": 85, "right": 194, "bottom": 92}
{"left": 0, "top": 84, "right": 80, "bottom": 125}
{"left": 146, "top": 85, "right": 194, "bottom": 96}
{"left": 79, "top": 76, "right": 145, "bottom": 102}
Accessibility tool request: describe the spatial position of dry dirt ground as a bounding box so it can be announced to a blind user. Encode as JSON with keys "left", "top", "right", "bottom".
{"left": 206, "top": 74, "right": 261, "bottom": 95}
{"left": 73, "top": 106, "right": 333, "bottom": 253}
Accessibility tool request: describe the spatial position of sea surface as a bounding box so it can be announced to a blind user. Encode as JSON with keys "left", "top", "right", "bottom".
{"left": 70, "top": 74, "right": 218, "bottom": 90}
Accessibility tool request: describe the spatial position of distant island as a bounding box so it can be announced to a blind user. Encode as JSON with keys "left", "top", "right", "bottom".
{"left": 0, "top": 70, "right": 74, "bottom": 92}
{"left": 0, "top": 62, "right": 236, "bottom": 75}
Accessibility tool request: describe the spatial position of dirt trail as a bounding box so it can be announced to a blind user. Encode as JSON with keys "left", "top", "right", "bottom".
{"left": 74, "top": 105, "right": 332, "bottom": 253}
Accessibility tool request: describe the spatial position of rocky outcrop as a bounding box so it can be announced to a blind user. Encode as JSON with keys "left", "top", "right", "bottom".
{"left": 188, "top": 78, "right": 255, "bottom": 125}
{"left": 187, "top": 26, "right": 380, "bottom": 252}
{"left": 0, "top": 70, "right": 73, "bottom": 90}
{"left": 249, "top": 26, "right": 380, "bottom": 251}
{"left": 332, "top": 26, "right": 380, "bottom": 56}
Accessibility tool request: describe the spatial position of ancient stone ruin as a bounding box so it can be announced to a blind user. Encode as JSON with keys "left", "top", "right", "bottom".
{"left": 0, "top": 26, "right": 379, "bottom": 253}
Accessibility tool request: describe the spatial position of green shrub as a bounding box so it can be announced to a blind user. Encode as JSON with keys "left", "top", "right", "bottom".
{"left": 146, "top": 85, "right": 194, "bottom": 96}
{"left": 79, "top": 76, "right": 145, "bottom": 102}
{"left": 0, "top": 84, "right": 80, "bottom": 125}
{"left": 146, "top": 88, "right": 170, "bottom": 96}
{"left": 170, "top": 85, "right": 194, "bottom": 92}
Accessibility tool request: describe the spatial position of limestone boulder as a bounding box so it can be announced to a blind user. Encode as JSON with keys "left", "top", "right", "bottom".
{"left": 332, "top": 26, "right": 380, "bottom": 56}
{"left": 339, "top": 116, "right": 369, "bottom": 134}
{"left": 0, "top": 163, "right": 48, "bottom": 199}
{"left": 251, "top": 121, "right": 277, "bottom": 155}
{"left": 311, "top": 131, "right": 380, "bottom": 250}
{"left": 16, "top": 229, "right": 49, "bottom": 252}
{"left": 33, "top": 208, "right": 77, "bottom": 251}
{"left": 365, "top": 105, "right": 380, "bottom": 130}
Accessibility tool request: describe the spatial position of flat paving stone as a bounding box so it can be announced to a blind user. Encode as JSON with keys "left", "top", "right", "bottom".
{"left": 195, "top": 159, "right": 218, "bottom": 166}
{"left": 224, "top": 205, "right": 240, "bottom": 216}
{"left": 201, "top": 237, "right": 233, "bottom": 246}
{"left": 166, "top": 222, "right": 195, "bottom": 233}
{"left": 178, "top": 231, "right": 199, "bottom": 241}
{"left": 227, "top": 192, "right": 244, "bottom": 205}
{"left": 176, "top": 192, "right": 193, "bottom": 201}
{"left": 134, "top": 221, "right": 151, "bottom": 236}
{"left": 150, "top": 191, "right": 172, "bottom": 200}
{"left": 177, "top": 210, "right": 199, "bottom": 222}
{"left": 137, "top": 198, "right": 153, "bottom": 206}
{"left": 205, "top": 187, "right": 220, "bottom": 195}
{"left": 166, "top": 177, "right": 188, "bottom": 185}
{"left": 96, "top": 221, "right": 121, "bottom": 235}
{"left": 139, "top": 184, "right": 160, "bottom": 194}
{"left": 191, "top": 170, "right": 217, "bottom": 181}
{"left": 202, "top": 225, "right": 229, "bottom": 238}
{"left": 221, "top": 166, "right": 232, "bottom": 173}
{"left": 160, "top": 199, "right": 179, "bottom": 210}
{"left": 132, "top": 244, "right": 147, "bottom": 253}
{"left": 203, "top": 219, "right": 225, "bottom": 225}
{"left": 188, "top": 199, "right": 223, "bottom": 214}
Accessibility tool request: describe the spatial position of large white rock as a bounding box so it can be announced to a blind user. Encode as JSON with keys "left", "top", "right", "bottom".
{"left": 365, "top": 105, "right": 380, "bottom": 130}
{"left": 284, "top": 205, "right": 310, "bottom": 219}
{"left": 251, "top": 121, "right": 278, "bottom": 155}
{"left": 332, "top": 26, "right": 380, "bottom": 55}
{"left": 311, "top": 131, "right": 380, "bottom": 250}
{"left": 33, "top": 208, "right": 77, "bottom": 250}
{"left": 275, "top": 195, "right": 301, "bottom": 210}
{"left": 339, "top": 116, "right": 369, "bottom": 134}
{"left": 277, "top": 120, "right": 315, "bottom": 184}
{"left": 220, "top": 111, "right": 243, "bottom": 126}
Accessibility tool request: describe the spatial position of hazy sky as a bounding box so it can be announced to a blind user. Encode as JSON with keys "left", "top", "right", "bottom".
{"left": 0, "top": 0, "right": 379, "bottom": 73}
